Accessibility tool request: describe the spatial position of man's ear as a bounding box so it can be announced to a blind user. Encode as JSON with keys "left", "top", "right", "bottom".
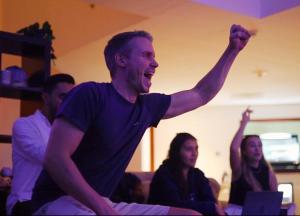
{"left": 115, "top": 53, "right": 127, "bottom": 67}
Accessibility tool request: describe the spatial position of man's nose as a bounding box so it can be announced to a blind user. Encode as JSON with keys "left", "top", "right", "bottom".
{"left": 151, "top": 58, "right": 159, "bottom": 68}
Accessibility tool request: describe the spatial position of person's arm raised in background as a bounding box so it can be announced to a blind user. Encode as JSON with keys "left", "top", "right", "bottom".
{"left": 230, "top": 108, "right": 252, "bottom": 181}
{"left": 164, "top": 24, "right": 252, "bottom": 119}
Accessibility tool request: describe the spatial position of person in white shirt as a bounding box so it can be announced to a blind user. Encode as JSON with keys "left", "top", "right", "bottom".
{"left": 6, "top": 74, "right": 75, "bottom": 216}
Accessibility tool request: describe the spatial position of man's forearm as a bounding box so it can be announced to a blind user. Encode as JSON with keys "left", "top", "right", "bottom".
{"left": 44, "top": 154, "right": 113, "bottom": 215}
{"left": 194, "top": 46, "right": 239, "bottom": 104}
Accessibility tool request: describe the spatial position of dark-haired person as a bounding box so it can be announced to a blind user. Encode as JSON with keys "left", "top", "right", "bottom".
{"left": 111, "top": 172, "right": 145, "bottom": 204}
{"left": 228, "top": 108, "right": 278, "bottom": 207}
{"left": 148, "top": 133, "right": 224, "bottom": 215}
{"left": 32, "top": 24, "right": 251, "bottom": 215}
{"left": 6, "top": 74, "right": 75, "bottom": 215}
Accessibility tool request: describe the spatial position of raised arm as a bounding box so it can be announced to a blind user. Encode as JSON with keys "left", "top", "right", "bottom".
{"left": 230, "top": 109, "right": 252, "bottom": 181}
{"left": 164, "top": 24, "right": 251, "bottom": 119}
{"left": 44, "top": 118, "right": 118, "bottom": 215}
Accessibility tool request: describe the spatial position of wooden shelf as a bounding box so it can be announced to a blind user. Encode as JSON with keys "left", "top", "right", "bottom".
{"left": 0, "top": 84, "right": 42, "bottom": 100}
{"left": 0, "top": 135, "right": 12, "bottom": 144}
{"left": 0, "top": 30, "right": 50, "bottom": 144}
{"left": 0, "top": 31, "right": 51, "bottom": 58}
{"left": 0, "top": 30, "right": 49, "bottom": 100}
{"left": 0, "top": 30, "right": 51, "bottom": 87}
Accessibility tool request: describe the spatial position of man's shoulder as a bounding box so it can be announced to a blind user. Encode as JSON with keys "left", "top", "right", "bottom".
{"left": 141, "top": 92, "right": 168, "bottom": 98}
{"left": 139, "top": 92, "right": 171, "bottom": 105}
{"left": 69, "top": 81, "right": 111, "bottom": 97}
{"left": 14, "top": 112, "right": 37, "bottom": 125}
{"left": 76, "top": 81, "right": 109, "bottom": 89}
{"left": 13, "top": 111, "right": 44, "bottom": 129}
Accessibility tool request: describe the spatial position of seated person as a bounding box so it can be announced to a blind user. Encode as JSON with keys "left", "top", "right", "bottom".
{"left": 148, "top": 132, "right": 224, "bottom": 215}
{"left": 228, "top": 108, "right": 278, "bottom": 206}
{"left": 111, "top": 172, "right": 145, "bottom": 204}
{"left": 0, "top": 168, "right": 12, "bottom": 216}
{"left": 0, "top": 176, "right": 11, "bottom": 188}
{"left": 0, "top": 167, "right": 12, "bottom": 188}
{"left": 6, "top": 74, "right": 75, "bottom": 216}
{"left": 208, "top": 177, "right": 221, "bottom": 201}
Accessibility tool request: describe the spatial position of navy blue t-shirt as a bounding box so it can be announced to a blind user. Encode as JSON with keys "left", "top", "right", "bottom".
{"left": 32, "top": 82, "right": 171, "bottom": 211}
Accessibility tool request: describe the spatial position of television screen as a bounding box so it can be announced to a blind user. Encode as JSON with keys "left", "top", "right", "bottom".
{"left": 260, "top": 133, "right": 299, "bottom": 165}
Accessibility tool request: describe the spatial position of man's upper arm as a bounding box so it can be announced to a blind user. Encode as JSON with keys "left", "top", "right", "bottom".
{"left": 45, "top": 118, "right": 84, "bottom": 161}
{"left": 163, "top": 89, "right": 205, "bottom": 119}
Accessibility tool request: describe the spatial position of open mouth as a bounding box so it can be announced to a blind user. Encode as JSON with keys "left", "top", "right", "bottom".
{"left": 144, "top": 72, "right": 153, "bottom": 79}
{"left": 144, "top": 72, "right": 154, "bottom": 87}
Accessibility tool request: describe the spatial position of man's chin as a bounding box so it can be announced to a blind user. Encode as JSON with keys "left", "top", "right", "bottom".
{"left": 188, "top": 163, "right": 196, "bottom": 168}
{"left": 142, "top": 87, "right": 150, "bottom": 93}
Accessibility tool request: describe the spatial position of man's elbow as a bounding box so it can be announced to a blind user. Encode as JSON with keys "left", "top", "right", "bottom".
{"left": 43, "top": 152, "right": 54, "bottom": 171}
{"left": 195, "top": 85, "right": 218, "bottom": 106}
{"left": 43, "top": 150, "right": 62, "bottom": 172}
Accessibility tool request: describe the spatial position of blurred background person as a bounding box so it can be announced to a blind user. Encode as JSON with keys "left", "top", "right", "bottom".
{"left": 111, "top": 172, "right": 145, "bottom": 204}
{"left": 6, "top": 74, "right": 75, "bottom": 216}
{"left": 148, "top": 132, "right": 224, "bottom": 215}
{"left": 228, "top": 108, "right": 277, "bottom": 206}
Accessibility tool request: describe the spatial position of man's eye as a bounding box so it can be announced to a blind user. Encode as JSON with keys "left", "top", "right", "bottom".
{"left": 143, "top": 52, "right": 153, "bottom": 58}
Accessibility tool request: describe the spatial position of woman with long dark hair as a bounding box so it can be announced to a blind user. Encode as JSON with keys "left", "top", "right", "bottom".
{"left": 148, "top": 133, "right": 224, "bottom": 215}
{"left": 229, "top": 109, "right": 278, "bottom": 206}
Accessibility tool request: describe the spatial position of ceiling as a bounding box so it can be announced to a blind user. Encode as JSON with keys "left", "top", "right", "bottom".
{"left": 193, "top": 0, "right": 300, "bottom": 18}
{"left": 56, "top": 0, "right": 300, "bottom": 106}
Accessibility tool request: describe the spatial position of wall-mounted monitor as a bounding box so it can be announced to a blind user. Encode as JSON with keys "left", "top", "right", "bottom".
{"left": 260, "top": 133, "right": 299, "bottom": 165}
{"left": 245, "top": 119, "right": 300, "bottom": 171}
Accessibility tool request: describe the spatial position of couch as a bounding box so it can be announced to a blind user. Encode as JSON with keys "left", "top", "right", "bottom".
{"left": 132, "top": 172, "right": 221, "bottom": 203}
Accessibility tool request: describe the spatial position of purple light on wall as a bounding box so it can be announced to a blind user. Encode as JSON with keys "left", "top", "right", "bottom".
{"left": 192, "top": 0, "right": 300, "bottom": 18}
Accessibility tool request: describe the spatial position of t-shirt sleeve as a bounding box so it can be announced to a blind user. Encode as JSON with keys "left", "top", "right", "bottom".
{"left": 56, "top": 82, "right": 100, "bottom": 132}
{"left": 144, "top": 93, "right": 171, "bottom": 127}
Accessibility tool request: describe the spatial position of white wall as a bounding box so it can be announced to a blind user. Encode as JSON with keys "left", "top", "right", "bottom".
{"left": 154, "top": 103, "right": 300, "bottom": 183}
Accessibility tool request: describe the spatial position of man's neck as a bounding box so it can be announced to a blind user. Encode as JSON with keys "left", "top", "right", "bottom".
{"left": 40, "top": 107, "right": 53, "bottom": 123}
{"left": 111, "top": 80, "right": 138, "bottom": 103}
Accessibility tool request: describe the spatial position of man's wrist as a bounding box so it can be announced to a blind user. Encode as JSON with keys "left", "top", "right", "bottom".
{"left": 227, "top": 43, "right": 240, "bottom": 54}
{"left": 240, "top": 120, "right": 248, "bottom": 126}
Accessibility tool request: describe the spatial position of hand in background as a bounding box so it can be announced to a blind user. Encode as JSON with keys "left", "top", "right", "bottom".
{"left": 241, "top": 108, "right": 252, "bottom": 125}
